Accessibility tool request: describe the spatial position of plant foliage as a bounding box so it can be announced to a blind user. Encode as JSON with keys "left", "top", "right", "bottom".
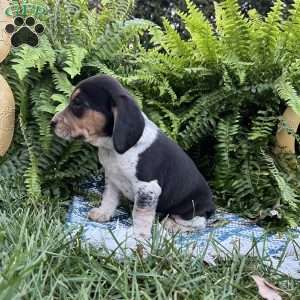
{"left": 110, "top": 0, "right": 300, "bottom": 227}
{"left": 0, "top": 0, "right": 151, "bottom": 200}
{"left": 1, "top": 0, "right": 300, "bottom": 228}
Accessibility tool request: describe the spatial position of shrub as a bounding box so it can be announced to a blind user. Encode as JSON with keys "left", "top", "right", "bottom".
{"left": 1, "top": 0, "right": 299, "bottom": 228}
{"left": 108, "top": 0, "right": 300, "bottom": 227}
{"left": 0, "top": 0, "right": 151, "bottom": 201}
{"left": 134, "top": 0, "right": 294, "bottom": 27}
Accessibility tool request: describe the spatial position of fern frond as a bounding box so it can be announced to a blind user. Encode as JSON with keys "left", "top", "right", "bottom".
{"left": 263, "top": 152, "right": 299, "bottom": 211}
{"left": 11, "top": 36, "right": 56, "bottom": 80}
{"left": 98, "top": 0, "right": 135, "bottom": 29}
{"left": 51, "top": 94, "right": 69, "bottom": 113}
{"left": 96, "top": 19, "right": 153, "bottom": 60}
{"left": 275, "top": 76, "right": 300, "bottom": 115}
{"left": 0, "top": 147, "right": 28, "bottom": 178}
{"left": 231, "top": 159, "right": 255, "bottom": 201}
{"left": 136, "top": 49, "right": 188, "bottom": 76}
{"left": 179, "top": 0, "right": 218, "bottom": 64}
{"left": 5, "top": 70, "right": 34, "bottom": 123}
{"left": 250, "top": 0, "right": 284, "bottom": 66}
{"left": 178, "top": 88, "right": 233, "bottom": 148}
{"left": 283, "top": 0, "right": 300, "bottom": 59}
{"left": 52, "top": 69, "right": 74, "bottom": 96}
{"left": 112, "top": 0, "right": 135, "bottom": 21}
{"left": 215, "top": 0, "right": 250, "bottom": 61}
{"left": 158, "top": 18, "right": 192, "bottom": 58}
{"left": 19, "top": 117, "right": 41, "bottom": 199}
{"left": 30, "top": 82, "right": 55, "bottom": 150}
{"left": 248, "top": 110, "right": 278, "bottom": 141}
{"left": 63, "top": 44, "right": 88, "bottom": 79}
{"left": 214, "top": 115, "right": 240, "bottom": 188}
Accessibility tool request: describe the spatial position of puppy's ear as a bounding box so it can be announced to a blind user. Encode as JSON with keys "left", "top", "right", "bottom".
{"left": 112, "top": 93, "right": 145, "bottom": 154}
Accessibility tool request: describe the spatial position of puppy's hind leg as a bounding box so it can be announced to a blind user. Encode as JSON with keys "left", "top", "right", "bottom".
{"left": 132, "top": 181, "right": 161, "bottom": 241}
{"left": 162, "top": 215, "right": 206, "bottom": 233}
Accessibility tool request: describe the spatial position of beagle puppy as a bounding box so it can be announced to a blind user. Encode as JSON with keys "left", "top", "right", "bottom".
{"left": 51, "top": 75, "right": 215, "bottom": 240}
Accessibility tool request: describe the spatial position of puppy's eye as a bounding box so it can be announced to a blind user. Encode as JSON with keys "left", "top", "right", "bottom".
{"left": 70, "top": 100, "right": 85, "bottom": 117}
{"left": 72, "top": 98, "right": 89, "bottom": 108}
{"left": 72, "top": 99, "right": 82, "bottom": 107}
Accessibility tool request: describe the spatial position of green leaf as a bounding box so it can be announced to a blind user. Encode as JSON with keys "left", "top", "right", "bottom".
{"left": 63, "top": 45, "right": 88, "bottom": 79}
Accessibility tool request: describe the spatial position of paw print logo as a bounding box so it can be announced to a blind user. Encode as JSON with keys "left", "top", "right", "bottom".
{"left": 5, "top": 16, "right": 44, "bottom": 47}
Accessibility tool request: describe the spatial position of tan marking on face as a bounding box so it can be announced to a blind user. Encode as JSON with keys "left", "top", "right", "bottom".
{"left": 71, "top": 110, "right": 106, "bottom": 136}
{"left": 70, "top": 88, "right": 81, "bottom": 101}
{"left": 52, "top": 107, "right": 107, "bottom": 143}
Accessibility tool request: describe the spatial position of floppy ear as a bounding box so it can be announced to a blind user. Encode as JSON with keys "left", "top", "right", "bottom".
{"left": 112, "top": 93, "right": 145, "bottom": 154}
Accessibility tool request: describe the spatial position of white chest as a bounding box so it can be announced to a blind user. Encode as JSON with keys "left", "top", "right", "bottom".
{"left": 98, "top": 148, "right": 136, "bottom": 200}
{"left": 96, "top": 116, "right": 159, "bottom": 201}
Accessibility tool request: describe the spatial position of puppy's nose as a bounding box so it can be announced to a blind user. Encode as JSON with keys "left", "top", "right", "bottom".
{"left": 50, "top": 119, "right": 58, "bottom": 129}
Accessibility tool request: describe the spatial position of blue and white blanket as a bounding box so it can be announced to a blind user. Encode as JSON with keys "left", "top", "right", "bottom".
{"left": 66, "top": 176, "right": 300, "bottom": 279}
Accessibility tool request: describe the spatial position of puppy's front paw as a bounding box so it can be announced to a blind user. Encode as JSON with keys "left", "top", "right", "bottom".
{"left": 134, "top": 233, "right": 150, "bottom": 242}
{"left": 88, "top": 207, "right": 112, "bottom": 223}
{"left": 133, "top": 229, "right": 151, "bottom": 243}
{"left": 132, "top": 231, "right": 151, "bottom": 258}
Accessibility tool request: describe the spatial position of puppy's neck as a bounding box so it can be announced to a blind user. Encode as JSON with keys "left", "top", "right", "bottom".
{"left": 92, "top": 114, "right": 157, "bottom": 152}
{"left": 91, "top": 136, "right": 114, "bottom": 150}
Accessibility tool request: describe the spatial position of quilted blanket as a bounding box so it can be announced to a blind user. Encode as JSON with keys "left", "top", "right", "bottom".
{"left": 66, "top": 176, "right": 300, "bottom": 279}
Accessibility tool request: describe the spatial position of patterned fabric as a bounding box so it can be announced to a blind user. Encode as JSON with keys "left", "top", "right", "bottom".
{"left": 66, "top": 176, "right": 300, "bottom": 279}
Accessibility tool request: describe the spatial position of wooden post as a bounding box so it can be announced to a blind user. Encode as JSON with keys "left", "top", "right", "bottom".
{"left": 275, "top": 107, "right": 300, "bottom": 154}
{"left": 0, "top": 0, "right": 15, "bottom": 157}
{"left": 0, "top": 0, "right": 12, "bottom": 62}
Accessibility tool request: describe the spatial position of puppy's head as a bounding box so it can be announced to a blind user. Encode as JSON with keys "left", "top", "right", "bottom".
{"left": 51, "top": 75, "right": 145, "bottom": 153}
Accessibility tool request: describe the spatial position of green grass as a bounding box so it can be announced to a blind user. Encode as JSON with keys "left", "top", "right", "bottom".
{"left": 0, "top": 182, "right": 300, "bottom": 300}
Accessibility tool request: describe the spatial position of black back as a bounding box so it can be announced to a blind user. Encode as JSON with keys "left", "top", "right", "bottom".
{"left": 137, "top": 132, "right": 215, "bottom": 219}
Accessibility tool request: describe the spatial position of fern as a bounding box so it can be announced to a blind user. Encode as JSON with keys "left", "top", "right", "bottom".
{"left": 96, "top": 19, "right": 152, "bottom": 60}
{"left": 248, "top": 110, "right": 278, "bottom": 142}
{"left": 275, "top": 76, "right": 300, "bottom": 115}
{"left": 214, "top": 115, "right": 240, "bottom": 188}
{"left": 63, "top": 45, "right": 88, "bottom": 79}
{"left": 11, "top": 36, "right": 56, "bottom": 80}
{"left": 263, "top": 152, "right": 300, "bottom": 221}
{"left": 215, "top": 0, "right": 250, "bottom": 61}
{"left": 154, "top": 18, "right": 192, "bottom": 58}
{"left": 264, "top": 0, "right": 284, "bottom": 63}
{"left": 283, "top": 0, "right": 300, "bottom": 59}
{"left": 2, "top": 0, "right": 300, "bottom": 227}
{"left": 0, "top": 0, "right": 148, "bottom": 201}
{"left": 249, "top": 0, "right": 284, "bottom": 67}
{"left": 51, "top": 69, "right": 74, "bottom": 96}
{"left": 179, "top": 0, "right": 218, "bottom": 64}
{"left": 112, "top": 0, "right": 135, "bottom": 21}
{"left": 19, "top": 117, "right": 41, "bottom": 200}
{"left": 30, "top": 82, "right": 55, "bottom": 150}
{"left": 231, "top": 159, "right": 256, "bottom": 204}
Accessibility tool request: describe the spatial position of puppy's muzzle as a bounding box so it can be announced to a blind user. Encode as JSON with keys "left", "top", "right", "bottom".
{"left": 50, "top": 119, "right": 57, "bottom": 129}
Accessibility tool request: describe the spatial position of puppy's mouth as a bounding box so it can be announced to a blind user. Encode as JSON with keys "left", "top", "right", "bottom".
{"left": 54, "top": 125, "right": 90, "bottom": 142}
{"left": 53, "top": 124, "right": 100, "bottom": 145}
{"left": 55, "top": 131, "right": 86, "bottom": 142}
{"left": 53, "top": 125, "right": 72, "bottom": 141}
{"left": 73, "top": 135, "right": 85, "bottom": 141}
